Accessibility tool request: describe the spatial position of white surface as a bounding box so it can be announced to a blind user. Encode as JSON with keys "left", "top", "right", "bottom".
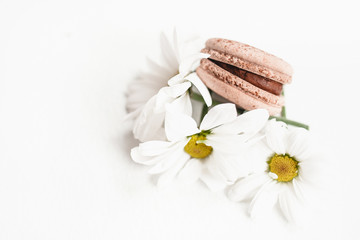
{"left": 0, "top": 0, "right": 359, "bottom": 239}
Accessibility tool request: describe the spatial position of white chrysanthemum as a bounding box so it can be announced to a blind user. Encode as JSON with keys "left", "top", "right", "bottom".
{"left": 228, "top": 120, "right": 321, "bottom": 221}
{"left": 126, "top": 30, "right": 211, "bottom": 142}
{"left": 131, "top": 104, "right": 269, "bottom": 191}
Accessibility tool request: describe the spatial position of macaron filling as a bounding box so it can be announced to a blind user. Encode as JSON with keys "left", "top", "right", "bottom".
{"left": 209, "top": 59, "right": 283, "bottom": 96}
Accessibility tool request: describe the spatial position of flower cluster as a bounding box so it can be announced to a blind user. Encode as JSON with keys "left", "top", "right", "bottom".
{"left": 125, "top": 31, "right": 321, "bottom": 222}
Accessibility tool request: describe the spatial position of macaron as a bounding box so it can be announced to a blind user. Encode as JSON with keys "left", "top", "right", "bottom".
{"left": 196, "top": 38, "right": 293, "bottom": 115}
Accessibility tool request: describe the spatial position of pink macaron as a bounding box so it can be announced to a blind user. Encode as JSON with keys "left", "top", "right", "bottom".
{"left": 196, "top": 38, "right": 293, "bottom": 115}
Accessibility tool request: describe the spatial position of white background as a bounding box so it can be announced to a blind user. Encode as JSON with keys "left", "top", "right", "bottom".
{"left": 1, "top": 0, "right": 359, "bottom": 239}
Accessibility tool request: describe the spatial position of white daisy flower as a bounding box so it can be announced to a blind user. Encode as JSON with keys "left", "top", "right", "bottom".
{"left": 126, "top": 29, "right": 211, "bottom": 142}
{"left": 227, "top": 120, "right": 321, "bottom": 221}
{"left": 130, "top": 103, "right": 269, "bottom": 191}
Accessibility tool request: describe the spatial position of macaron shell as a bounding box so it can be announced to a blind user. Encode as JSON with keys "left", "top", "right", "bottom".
{"left": 197, "top": 59, "right": 283, "bottom": 116}
{"left": 204, "top": 38, "right": 293, "bottom": 84}
{"left": 202, "top": 48, "right": 291, "bottom": 85}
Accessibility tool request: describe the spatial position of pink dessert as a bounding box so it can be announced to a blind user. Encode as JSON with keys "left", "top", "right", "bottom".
{"left": 196, "top": 38, "right": 293, "bottom": 115}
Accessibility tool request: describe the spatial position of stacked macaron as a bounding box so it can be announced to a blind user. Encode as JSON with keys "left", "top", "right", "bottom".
{"left": 196, "top": 38, "right": 293, "bottom": 116}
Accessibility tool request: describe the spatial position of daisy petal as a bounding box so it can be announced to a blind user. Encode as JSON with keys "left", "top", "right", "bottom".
{"left": 297, "top": 160, "right": 321, "bottom": 184}
{"left": 249, "top": 180, "right": 278, "bottom": 219}
{"left": 126, "top": 80, "right": 157, "bottom": 113}
{"left": 172, "top": 28, "right": 180, "bottom": 63}
{"left": 132, "top": 144, "right": 182, "bottom": 167}
{"left": 185, "top": 72, "right": 212, "bottom": 107}
{"left": 265, "top": 120, "right": 287, "bottom": 154}
{"left": 133, "top": 96, "right": 166, "bottom": 142}
{"left": 156, "top": 82, "right": 191, "bottom": 111}
{"left": 168, "top": 73, "right": 185, "bottom": 86}
{"left": 287, "top": 127, "right": 312, "bottom": 160}
{"left": 160, "top": 32, "right": 178, "bottom": 70}
{"left": 123, "top": 106, "right": 142, "bottom": 121}
{"left": 213, "top": 109, "right": 268, "bottom": 136}
{"left": 148, "top": 145, "right": 189, "bottom": 174}
{"left": 157, "top": 153, "right": 189, "bottom": 188}
{"left": 152, "top": 89, "right": 172, "bottom": 114}
{"left": 178, "top": 159, "right": 202, "bottom": 184}
{"left": 243, "top": 140, "right": 273, "bottom": 173}
{"left": 227, "top": 173, "right": 269, "bottom": 202}
{"left": 165, "top": 107, "right": 199, "bottom": 142}
{"left": 131, "top": 147, "right": 159, "bottom": 165}
{"left": 278, "top": 190, "right": 298, "bottom": 222}
{"left": 178, "top": 52, "right": 209, "bottom": 74}
{"left": 200, "top": 168, "right": 228, "bottom": 192}
{"left": 200, "top": 103, "right": 237, "bottom": 131}
{"left": 292, "top": 178, "right": 305, "bottom": 203}
{"left": 138, "top": 141, "right": 175, "bottom": 156}
{"left": 181, "top": 36, "right": 204, "bottom": 58}
{"left": 206, "top": 153, "right": 242, "bottom": 183}
{"left": 146, "top": 57, "right": 174, "bottom": 79}
{"left": 206, "top": 134, "right": 247, "bottom": 154}
{"left": 168, "top": 91, "right": 192, "bottom": 116}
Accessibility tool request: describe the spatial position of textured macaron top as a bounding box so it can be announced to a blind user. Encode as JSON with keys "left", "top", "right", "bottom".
{"left": 203, "top": 38, "right": 293, "bottom": 84}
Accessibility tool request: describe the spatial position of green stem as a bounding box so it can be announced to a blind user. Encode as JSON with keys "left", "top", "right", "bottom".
{"left": 281, "top": 107, "right": 287, "bottom": 118}
{"left": 281, "top": 90, "right": 286, "bottom": 118}
{"left": 200, "top": 103, "right": 208, "bottom": 122}
{"left": 190, "top": 90, "right": 210, "bottom": 122}
{"left": 269, "top": 116, "right": 309, "bottom": 130}
{"left": 190, "top": 91, "right": 222, "bottom": 106}
{"left": 236, "top": 107, "right": 245, "bottom": 115}
{"left": 189, "top": 91, "right": 203, "bottom": 102}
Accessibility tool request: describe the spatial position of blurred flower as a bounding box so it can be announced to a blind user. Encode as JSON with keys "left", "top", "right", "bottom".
{"left": 131, "top": 104, "right": 269, "bottom": 191}
{"left": 126, "top": 29, "right": 211, "bottom": 142}
{"left": 228, "top": 120, "right": 321, "bottom": 221}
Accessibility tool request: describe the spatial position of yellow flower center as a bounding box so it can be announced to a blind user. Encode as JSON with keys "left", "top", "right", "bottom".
{"left": 268, "top": 154, "right": 299, "bottom": 182}
{"left": 184, "top": 132, "right": 212, "bottom": 159}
